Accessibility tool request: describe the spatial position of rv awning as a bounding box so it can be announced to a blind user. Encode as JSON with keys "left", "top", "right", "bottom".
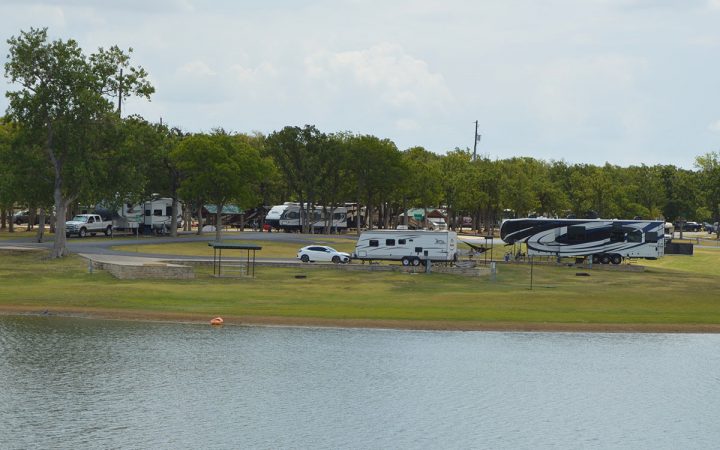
{"left": 204, "top": 204, "right": 244, "bottom": 215}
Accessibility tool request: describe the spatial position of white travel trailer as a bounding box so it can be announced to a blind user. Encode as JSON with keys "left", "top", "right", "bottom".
{"left": 265, "top": 202, "right": 297, "bottom": 231}
{"left": 113, "top": 198, "right": 183, "bottom": 234}
{"left": 500, "top": 218, "right": 665, "bottom": 264}
{"left": 353, "top": 230, "right": 458, "bottom": 266}
{"left": 279, "top": 204, "right": 348, "bottom": 232}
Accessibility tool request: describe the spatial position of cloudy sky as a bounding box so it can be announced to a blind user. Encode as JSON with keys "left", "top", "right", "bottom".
{"left": 2, "top": 0, "right": 720, "bottom": 168}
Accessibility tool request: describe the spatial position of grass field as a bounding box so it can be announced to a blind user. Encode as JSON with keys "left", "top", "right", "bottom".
{"left": 1, "top": 246, "right": 719, "bottom": 330}
{"left": 111, "top": 237, "right": 357, "bottom": 258}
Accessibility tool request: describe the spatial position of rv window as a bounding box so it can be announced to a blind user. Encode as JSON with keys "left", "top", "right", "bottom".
{"left": 166, "top": 206, "right": 172, "bottom": 216}
{"left": 567, "top": 226, "right": 586, "bottom": 242}
{"left": 145, "top": 209, "right": 151, "bottom": 216}
{"left": 645, "top": 231, "right": 659, "bottom": 243}
{"left": 398, "top": 239, "right": 406, "bottom": 245}
{"left": 627, "top": 230, "right": 642, "bottom": 243}
{"left": 414, "top": 247, "right": 422, "bottom": 253}
{"left": 154, "top": 209, "right": 162, "bottom": 216}
{"left": 369, "top": 240, "right": 379, "bottom": 247}
{"left": 386, "top": 239, "right": 395, "bottom": 246}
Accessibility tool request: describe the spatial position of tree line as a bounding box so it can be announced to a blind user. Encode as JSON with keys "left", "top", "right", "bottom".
{"left": 2, "top": 28, "right": 720, "bottom": 258}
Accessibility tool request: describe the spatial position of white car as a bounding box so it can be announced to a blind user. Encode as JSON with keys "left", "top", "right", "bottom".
{"left": 297, "top": 245, "right": 351, "bottom": 264}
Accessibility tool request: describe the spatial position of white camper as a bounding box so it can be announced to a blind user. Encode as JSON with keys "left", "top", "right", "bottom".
{"left": 353, "top": 230, "right": 458, "bottom": 266}
{"left": 265, "top": 202, "right": 297, "bottom": 231}
{"left": 114, "top": 198, "right": 182, "bottom": 233}
{"left": 279, "top": 204, "right": 348, "bottom": 232}
{"left": 500, "top": 218, "right": 665, "bottom": 264}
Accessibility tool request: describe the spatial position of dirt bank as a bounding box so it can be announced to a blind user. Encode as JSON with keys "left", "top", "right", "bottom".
{"left": 2, "top": 305, "right": 720, "bottom": 333}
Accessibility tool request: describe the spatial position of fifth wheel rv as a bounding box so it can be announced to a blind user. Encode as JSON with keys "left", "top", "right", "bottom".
{"left": 500, "top": 218, "right": 665, "bottom": 264}
{"left": 353, "top": 230, "right": 458, "bottom": 266}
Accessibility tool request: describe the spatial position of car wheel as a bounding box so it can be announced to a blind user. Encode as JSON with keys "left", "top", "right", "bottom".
{"left": 301, "top": 254, "right": 310, "bottom": 263}
{"left": 401, "top": 257, "right": 411, "bottom": 266}
{"left": 104, "top": 226, "right": 112, "bottom": 236}
{"left": 332, "top": 255, "right": 341, "bottom": 264}
{"left": 79, "top": 228, "right": 87, "bottom": 238}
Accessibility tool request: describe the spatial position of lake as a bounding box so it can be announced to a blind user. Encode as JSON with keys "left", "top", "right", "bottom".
{"left": 1, "top": 316, "right": 718, "bottom": 449}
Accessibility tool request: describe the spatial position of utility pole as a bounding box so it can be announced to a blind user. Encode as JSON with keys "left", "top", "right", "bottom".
{"left": 473, "top": 120, "right": 481, "bottom": 160}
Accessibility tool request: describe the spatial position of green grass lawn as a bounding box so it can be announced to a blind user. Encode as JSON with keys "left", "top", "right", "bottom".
{"left": 2, "top": 247, "right": 720, "bottom": 328}
{"left": 111, "top": 237, "right": 357, "bottom": 258}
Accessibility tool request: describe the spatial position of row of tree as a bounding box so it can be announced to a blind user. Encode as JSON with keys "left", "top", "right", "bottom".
{"left": 2, "top": 28, "right": 720, "bottom": 259}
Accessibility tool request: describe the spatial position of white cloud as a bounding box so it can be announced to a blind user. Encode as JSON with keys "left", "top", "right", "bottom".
{"left": 305, "top": 43, "right": 454, "bottom": 112}
{"left": 178, "top": 61, "right": 216, "bottom": 77}
{"left": 709, "top": 119, "right": 720, "bottom": 133}
{"left": 229, "top": 62, "right": 278, "bottom": 83}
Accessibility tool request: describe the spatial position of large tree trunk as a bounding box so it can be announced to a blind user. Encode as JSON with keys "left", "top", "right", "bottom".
{"left": 196, "top": 201, "right": 204, "bottom": 235}
{"left": 36, "top": 208, "right": 46, "bottom": 243}
{"left": 51, "top": 188, "right": 69, "bottom": 258}
{"left": 170, "top": 197, "right": 179, "bottom": 238}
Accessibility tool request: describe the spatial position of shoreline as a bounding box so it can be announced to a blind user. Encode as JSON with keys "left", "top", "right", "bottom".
{"left": 2, "top": 306, "right": 720, "bottom": 333}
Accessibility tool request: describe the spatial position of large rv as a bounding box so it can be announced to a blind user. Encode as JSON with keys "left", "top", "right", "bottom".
{"left": 265, "top": 203, "right": 296, "bottom": 231}
{"left": 500, "top": 218, "right": 665, "bottom": 264}
{"left": 279, "top": 204, "right": 348, "bottom": 232}
{"left": 110, "top": 198, "right": 182, "bottom": 234}
{"left": 353, "top": 230, "right": 458, "bottom": 266}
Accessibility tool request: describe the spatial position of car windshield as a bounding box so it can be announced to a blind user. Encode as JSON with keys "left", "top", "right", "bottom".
{"left": 71, "top": 216, "right": 88, "bottom": 222}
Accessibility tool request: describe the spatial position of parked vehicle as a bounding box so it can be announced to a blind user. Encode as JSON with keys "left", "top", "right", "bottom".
{"left": 101, "top": 198, "right": 182, "bottom": 234}
{"left": 703, "top": 222, "right": 717, "bottom": 234}
{"left": 297, "top": 245, "right": 351, "bottom": 263}
{"left": 265, "top": 203, "right": 296, "bottom": 231}
{"left": 279, "top": 204, "right": 348, "bottom": 232}
{"left": 674, "top": 221, "right": 702, "bottom": 232}
{"left": 500, "top": 218, "right": 665, "bottom": 264}
{"left": 353, "top": 230, "right": 459, "bottom": 266}
{"left": 65, "top": 214, "right": 113, "bottom": 238}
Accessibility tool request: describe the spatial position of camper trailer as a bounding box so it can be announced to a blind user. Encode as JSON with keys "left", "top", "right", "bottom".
{"left": 500, "top": 218, "right": 665, "bottom": 264}
{"left": 353, "top": 230, "right": 458, "bottom": 266}
{"left": 279, "top": 204, "right": 348, "bottom": 232}
{"left": 265, "top": 203, "right": 297, "bottom": 231}
{"left": 112, "top": 198, "right": 182, "bottom": 234}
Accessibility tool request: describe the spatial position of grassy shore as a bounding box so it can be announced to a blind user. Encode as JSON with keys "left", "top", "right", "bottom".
{"left": 1, "top": 246, "right": 720, "bottom": 332}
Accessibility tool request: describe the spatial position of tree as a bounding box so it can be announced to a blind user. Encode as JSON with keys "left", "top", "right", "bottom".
{"left": 172, "top": 131, "right": 270, "bottom": 242}
{"left": 4, "top": 28, "right": 153, "bottom": 257}
{"left": 347, "top": 135, "right": 404, "bottom": 232}
{"left": 695, "top": 152, "right": 720, "bottom": 235}
{"left": 265, "top": 125, "right": 324, "bottom": 233}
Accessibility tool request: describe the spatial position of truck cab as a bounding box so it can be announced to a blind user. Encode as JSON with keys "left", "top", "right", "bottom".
{"left": 65, "top": 214, "right": 113, "bottom": 238}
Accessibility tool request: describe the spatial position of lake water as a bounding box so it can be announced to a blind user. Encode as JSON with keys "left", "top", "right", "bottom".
{"left": 1, "top": 316, "right": 718, "bottom": 449}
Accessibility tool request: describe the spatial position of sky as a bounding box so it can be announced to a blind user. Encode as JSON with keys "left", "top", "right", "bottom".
{"left": 2, "top": 0, "right": 720, "bottom": 168}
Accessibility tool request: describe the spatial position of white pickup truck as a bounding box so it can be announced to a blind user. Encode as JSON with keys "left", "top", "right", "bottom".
{"left": 65, "top": 214, "right": 113, "bottom": 238}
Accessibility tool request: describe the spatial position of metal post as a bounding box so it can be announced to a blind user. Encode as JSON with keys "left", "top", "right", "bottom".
{"left": 530, "top": 255, "right": 534, "bottom": 290}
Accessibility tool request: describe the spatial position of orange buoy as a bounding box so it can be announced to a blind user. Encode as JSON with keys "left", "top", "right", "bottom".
{"left": 210, "top": 317, "right": 224, "bottom": 326}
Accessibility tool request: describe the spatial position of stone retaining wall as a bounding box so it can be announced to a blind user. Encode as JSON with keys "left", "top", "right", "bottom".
{"left": 91, "top": 260, "right": 194, "bottom": 280}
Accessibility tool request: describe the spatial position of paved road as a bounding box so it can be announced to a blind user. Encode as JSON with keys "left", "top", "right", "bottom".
{"left": 0, "top": 230, "right": 358, "bottom": 262}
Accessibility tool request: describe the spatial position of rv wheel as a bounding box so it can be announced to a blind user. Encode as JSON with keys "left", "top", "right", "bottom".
{"left": 401, "top": 257, "right": 411, "bottom": 266}
{"left": 611, "top": 254, "right": 622, "bottom": 265}
{"left": 592, "top": 254, "right": 600, "bottom": 264}
{"left": 600, "top": 254, "right": 611, "bottom": 264}
{"left": 411, "top": 258, "right": 421, "bottom": 267}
